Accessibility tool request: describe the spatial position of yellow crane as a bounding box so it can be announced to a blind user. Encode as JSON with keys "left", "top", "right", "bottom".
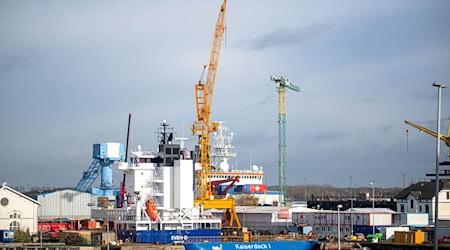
{"left": 404, "top": 120, "right": 450, "bottom": 147}
{"left": 405, "top": 119, "right": 450, "bottom": 167}
{"left": 191, "top": 0, "right": 241, "bottom": 228}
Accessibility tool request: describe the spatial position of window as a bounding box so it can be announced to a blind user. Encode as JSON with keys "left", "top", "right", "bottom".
{"left": 9, "top": 212, "right": 20, "bottom": 219}
{"left": 400, "top": 204, "right": 404, "bottom": 212}
{"left": 419, "top": 205, "right": 422, "bottom": 212}
{"left": 425, "top": 204, "right": 430, "bottom": 214}
{"left": 410, "top": 199, "right": 414, "bottom": 209}
{"left": 9, "top": 221, "right": 20, "bottom": 231}
{"left": 1, "top": 198, "right": 8, "bottom": 206}
{"left": 447, "top": 192, "right": 450, "bottom": 200}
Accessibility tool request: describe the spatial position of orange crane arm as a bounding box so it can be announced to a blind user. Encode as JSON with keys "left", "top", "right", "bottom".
{"left": 404, "top": 120, "right": 450, "bottom": 147}
{"left": 193, "top": 0, "right": 227, "bottom": 201}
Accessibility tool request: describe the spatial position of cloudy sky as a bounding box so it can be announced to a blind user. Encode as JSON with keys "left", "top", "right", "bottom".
{"left": 1, "top": 0, "right": 449, "bottom": 189}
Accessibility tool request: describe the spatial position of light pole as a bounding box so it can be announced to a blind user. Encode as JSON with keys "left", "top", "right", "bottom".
{"left": 433, "top": 81, "right": 447, "bottom": 250}
{"left": 369, "top": 181, "right": 375, "bottom": 236}
{"left": 337, "top": 204, "right": 343, "bottom": 250}
{"left": 304, "top": 177, "right": 307, "bottom": 202}
{"left": 350, "top": 177, "right": 354, "bottom": 237}
{"left": 88, "top": 203, "right": 109, "bottom": 250}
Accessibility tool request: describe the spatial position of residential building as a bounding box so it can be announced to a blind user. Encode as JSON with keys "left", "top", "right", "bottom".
{"left": 395, "top": 180, "right": 450, "bottom": 224}
{"left": 0, "top": 184, "right": 40, "bottom": 234}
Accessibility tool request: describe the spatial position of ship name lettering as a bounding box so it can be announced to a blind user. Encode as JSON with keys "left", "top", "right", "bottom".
{"left": 234, "top": 243, "right": 269, "bottom": 249}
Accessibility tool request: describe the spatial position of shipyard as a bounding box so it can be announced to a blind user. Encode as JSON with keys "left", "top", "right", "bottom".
{"left": 1, "top": 1, "right": 450, "bottom": 250}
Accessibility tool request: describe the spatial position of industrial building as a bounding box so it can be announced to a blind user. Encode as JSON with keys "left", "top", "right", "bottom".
{"left": 34, "top": 189, "right": 97, "bottom": 220}
{"left": 292, "top": 207, "right": 396, "bottom": 238}
{"left": 0, "top": 184, "right": 40, "bottom": 234}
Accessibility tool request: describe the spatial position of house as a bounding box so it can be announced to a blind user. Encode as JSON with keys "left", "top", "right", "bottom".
{"left": 395, "top": 180, "right": 450, "bottom": 224}
{"left": 0, "top": 184, "right": 40, "bottom": 234}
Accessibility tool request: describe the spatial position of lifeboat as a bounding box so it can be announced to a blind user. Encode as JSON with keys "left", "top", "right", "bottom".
{"left": 145, "top": 198, "right": 158, "bottom": 222}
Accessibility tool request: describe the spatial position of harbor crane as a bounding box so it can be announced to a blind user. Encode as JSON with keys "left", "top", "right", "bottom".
{"left": 270, "top": 76, "right": 300, "bottom": 207}
{"left": 404, "top": 120, "right": 450, "bottom": 147}
{"left": 405, "top": 119, "right": 450, "bottom": 167}
{"left": 191, "top": 0, "right": 241, "bottom": 227}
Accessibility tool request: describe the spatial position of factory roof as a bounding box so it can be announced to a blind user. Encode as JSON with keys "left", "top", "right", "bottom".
{"left": 347, "top": 207, "right": 396, "bottom": 213}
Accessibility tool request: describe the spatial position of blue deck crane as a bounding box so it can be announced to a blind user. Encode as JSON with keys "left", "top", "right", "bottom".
{"left": 75, "top": 143, "right": 125, "bottom": 196}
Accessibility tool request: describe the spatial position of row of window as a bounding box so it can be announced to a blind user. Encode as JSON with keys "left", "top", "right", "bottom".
{"left": 300, "top": 214, "right": 366, "bottom": 221}
{"left": 211, "top": 175, "right": 262, "bottom": 179}
{"left": 314, "top": 226, "right": 351, "bottom": 233}
{"left": 399, "top": 203, "right": 430, "bottom": 213}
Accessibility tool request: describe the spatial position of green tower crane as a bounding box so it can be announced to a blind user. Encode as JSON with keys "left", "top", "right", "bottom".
{"left": 270, "top": 75, "right": 300, "bottom": 207}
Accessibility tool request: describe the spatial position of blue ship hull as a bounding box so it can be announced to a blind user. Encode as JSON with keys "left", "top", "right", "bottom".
{"left": 184, "top": 241, "right": 318, "bottom": 250}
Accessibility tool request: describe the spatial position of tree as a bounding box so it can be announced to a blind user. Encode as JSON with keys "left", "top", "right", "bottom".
{"left": 235, "top": 194, "right": 259, "bottom": 206}
{"left": 14, "top": 228, "right": 32, "bottom": 243}
{"left": 64, "top": 234, "right": 87, "bottom": 246}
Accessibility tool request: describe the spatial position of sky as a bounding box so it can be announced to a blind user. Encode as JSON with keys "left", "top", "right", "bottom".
{"left": 1, "top": 0, "right": 450, "bottom": 189}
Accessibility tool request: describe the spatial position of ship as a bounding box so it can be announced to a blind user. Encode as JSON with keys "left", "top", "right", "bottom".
{"left": 115, "top": 121, "right": 223, "bottom": 244}
{"left": 111, "top": 121, "right": 317, "bottom": 250}
{"left": 184, "top": 241, "right": 318, "bottom": 250}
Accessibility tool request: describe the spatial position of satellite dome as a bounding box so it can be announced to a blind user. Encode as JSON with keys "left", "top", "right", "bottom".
{"left": 252, "top": 165, "right": 259, "bottom": 171}
{"left": 219, "top": 160, "right": 230, "bottom": 172}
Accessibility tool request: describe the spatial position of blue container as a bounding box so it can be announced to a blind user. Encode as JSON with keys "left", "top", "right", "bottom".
{"left": 353, "top": 225, "right": 380, "bottom": 236}
{"left": 136, "top": 229, "right": 221, "bottom": 244}
{"left": 0, "top": 230, "right": 14, "bottom": 243}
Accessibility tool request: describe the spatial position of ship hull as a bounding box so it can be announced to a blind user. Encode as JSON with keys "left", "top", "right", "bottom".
{"left": 184, "top": 240, "right": 318, "bottom": 250}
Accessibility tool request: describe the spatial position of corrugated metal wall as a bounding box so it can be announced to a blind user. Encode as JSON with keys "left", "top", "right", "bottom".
{"left": 237, "top": 213, "right": 272, "bottom": 232}
{"left": 37, "top": 189, "right": 97, "bottom": 220}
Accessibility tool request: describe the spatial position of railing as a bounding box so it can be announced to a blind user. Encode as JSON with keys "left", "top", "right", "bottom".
{"left": 185, "top": 236, "right": 222, "bottom": 243}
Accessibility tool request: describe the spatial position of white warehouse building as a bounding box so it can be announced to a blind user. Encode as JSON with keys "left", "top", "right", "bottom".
{"left": 35, "top": 189, "right": 97, "bottom": 220}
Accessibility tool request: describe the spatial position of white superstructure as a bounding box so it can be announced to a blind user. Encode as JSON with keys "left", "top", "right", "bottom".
{"left": 210, "top": 122, "right": 264, "bottom": 185}
{"left": 112, "top": 121, "right": 222, "bottom": 232}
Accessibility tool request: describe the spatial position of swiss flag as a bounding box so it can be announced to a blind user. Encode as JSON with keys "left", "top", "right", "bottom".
{"left": 250, "top": 185, "right": 266, "bottom": 193}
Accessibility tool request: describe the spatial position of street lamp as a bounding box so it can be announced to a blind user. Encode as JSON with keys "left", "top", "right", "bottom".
{"left": 433, "top": 81, "right": 447, "bottom": 250}
{"left": 88, "top": 203, "right": 109, "bottom": 250}
{"left": 337, "top": 204, "right": 343, "bottom": 250}
{"left": 369, "top": 181, "right": 375, "bottom": 236}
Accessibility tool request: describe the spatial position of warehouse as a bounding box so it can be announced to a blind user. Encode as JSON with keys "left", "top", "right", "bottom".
{"left": 35, "top": 189, "right": 97, "bottom": 220}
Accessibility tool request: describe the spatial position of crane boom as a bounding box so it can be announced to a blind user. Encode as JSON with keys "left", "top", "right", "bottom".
{"left": 404, "top": 120, "right": 450, "bottom": 147}
{"left": 193, "top": 0, "right": 227, "bottom": 201}
{"left": 191, "top": 0, "right": 241, "bottom": 228}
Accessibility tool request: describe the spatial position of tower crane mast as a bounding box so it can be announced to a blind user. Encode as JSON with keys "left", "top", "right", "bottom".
{"left": 270, "top": 76, "right": 300, "bottom": 207}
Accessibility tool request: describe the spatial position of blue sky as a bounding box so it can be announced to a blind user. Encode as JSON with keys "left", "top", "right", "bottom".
{"left": 1, "top": 0, "right": 449, "bottom": 189}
